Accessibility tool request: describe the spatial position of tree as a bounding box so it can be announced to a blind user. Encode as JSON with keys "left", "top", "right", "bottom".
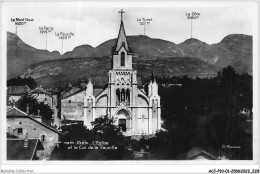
{"left": 52, "top": 66, "right": 252, "bottom": 160}
{"left": 16, "top": 94, "right": 53, "bottom": 120}
{"left": 7, "top": 76, "right": 37, "bottom": 89}
{"left": 51, "top": 115, "right": 133, "bottom": 160}
{"left": 91, "top": 115, "right": 127, "bottom": 147}
{"left": 61, "top": 123, "right": 93, "bottom": 142}
{"left": 156, "top": 66, "right": 252, "bottom": 159}
{"left": 89, "top": 115, "right": 132, "bottom": 160}
{"left": 51, "top": 123, "right": 94, "bottom": 160}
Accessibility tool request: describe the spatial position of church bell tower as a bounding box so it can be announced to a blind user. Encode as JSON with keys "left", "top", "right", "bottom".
{"left": 107, "top": 9, "right": 138, "bottom": 135}
{"left": 111, "top": 12, "right": 133, "bottom": 70}
{"left": 82, "top": 9, "right": 161, "bottom": 136}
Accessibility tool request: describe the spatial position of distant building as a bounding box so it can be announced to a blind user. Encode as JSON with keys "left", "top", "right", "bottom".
{"left": 7, "top": 138, "right": 44, "bottom": 160}
{"left": 7, "top": 85, "right": 61, "bottom": 128}
{"left": 29, "top": 86, "right": 53, "bottom": 106}
{"left": 61, "top": 85, "right": 103, "bottom": 123}
{"left": 60, "top": 12, "right": 161, "bottom": 136}
{"left": 7, "top": 107, "right": 61, "bottom": 159}
{"left": 179, "top": 146, "right": 218, "bottom": 160}
{"left": 7, "top": 86, "right": 30, "bottom": 107}
{"left": 29, "top": 86, "right": 60, "bottom": 128}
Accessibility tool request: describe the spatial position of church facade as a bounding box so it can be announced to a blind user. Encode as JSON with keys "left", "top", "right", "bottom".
{"left": 61, "top": 14, "right": 161, "bottom": 136}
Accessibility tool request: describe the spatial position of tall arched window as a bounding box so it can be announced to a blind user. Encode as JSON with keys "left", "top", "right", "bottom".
{"left": 126, "top": 89, "right": 130, "bottom": 106}
{"left": 121, "top": 52, "right": 125, "bottom": 66}
{"left": 116, "top": 89, "right": 120, "bottom": 105}
{"left": 121, "top": 89, "right": 125, "bottom": 102}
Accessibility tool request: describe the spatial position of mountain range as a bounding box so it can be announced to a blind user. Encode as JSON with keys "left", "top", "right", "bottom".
{"left": 7, "top": 32, "right": 252, "bottom": 88}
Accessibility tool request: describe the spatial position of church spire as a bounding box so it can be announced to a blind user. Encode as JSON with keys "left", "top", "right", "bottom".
{"left": 111, "top": 9, "right": 132, "bottom": 70}
{"left": 115, "top": 9, "right": 129, "bottom": 52}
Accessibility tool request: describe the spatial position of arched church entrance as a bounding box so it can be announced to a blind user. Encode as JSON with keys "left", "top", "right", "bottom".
{"left": 116, "top": 109, "right": 130, "bottom": 133}
{"left": 118, "top": 119, "right": 126, "bottom": 132}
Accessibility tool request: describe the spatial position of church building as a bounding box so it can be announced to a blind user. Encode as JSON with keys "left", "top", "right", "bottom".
{"left": 61, "top": 10, "right": 161, "bottom": 136}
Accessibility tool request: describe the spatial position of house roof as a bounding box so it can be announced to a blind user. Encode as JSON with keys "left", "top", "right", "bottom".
{"left": 29, "top": 86, "right": 51, "bottom": 95}
{"left": 7, "top": 139, "right": 44, "bottom": 160}
{"left": 7, "top": 86, "right": 30, "bottom": 95}
{"left": 61, "top": 87, "right": 83, "bottom": 100}
{"left": 61, "top": 84, "right": 106, "bottom": 100}
{"left": 7, "top": 106, "right": 28, "bottom": 116}
{"left": 7, "top": 107, "right": 62, "bottom": 135}
{"left": 183, "top": 146, "right": 218, "bottom": 160}
{"left": 46, "top": 88, "right": 59, "bottom": 94}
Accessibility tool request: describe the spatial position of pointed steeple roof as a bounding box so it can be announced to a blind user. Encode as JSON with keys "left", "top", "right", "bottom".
{"left": 115, "top": 21, "right": 129, "bottom": 52}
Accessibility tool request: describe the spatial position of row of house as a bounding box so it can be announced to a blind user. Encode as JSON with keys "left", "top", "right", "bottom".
{"left": 7, "top": 106, "right": 62, "bottom": 160}
{"left": 6, "top": 83, "right": 227, "bottom": 161}
{"left": 7, "top": 85, "right": 61, "bottom": 128}
{"left": 6, "top": 85, "right": 62, "bottom": 160}
{"left": 6, "top": 82, "right": 95, "bottom": 160}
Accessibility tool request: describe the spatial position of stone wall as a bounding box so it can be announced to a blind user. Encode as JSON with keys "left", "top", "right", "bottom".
{"left": 61, "top": 91, "right": 85, "bottom": 121}
{"left": 7, "top": 117, "right": 60, "bottom": 159}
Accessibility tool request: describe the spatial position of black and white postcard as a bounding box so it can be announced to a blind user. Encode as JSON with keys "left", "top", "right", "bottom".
{"left": 0, "top": 1, "right": 259, "bottom": 173}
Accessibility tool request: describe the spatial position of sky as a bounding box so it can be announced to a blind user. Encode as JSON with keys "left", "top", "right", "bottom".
{"left": 2, "top": 1, "right": 256, "bottom": 54}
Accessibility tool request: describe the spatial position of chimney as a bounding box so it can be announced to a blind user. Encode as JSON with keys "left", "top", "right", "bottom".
{"left": 24, "top": 133, "right": 28, "bottom": 148}
{"left": 68, "top": 82, "right": 72, "bottom": 88}
{"left": 38, "top": 110, "right": 40, "bottom": 116}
